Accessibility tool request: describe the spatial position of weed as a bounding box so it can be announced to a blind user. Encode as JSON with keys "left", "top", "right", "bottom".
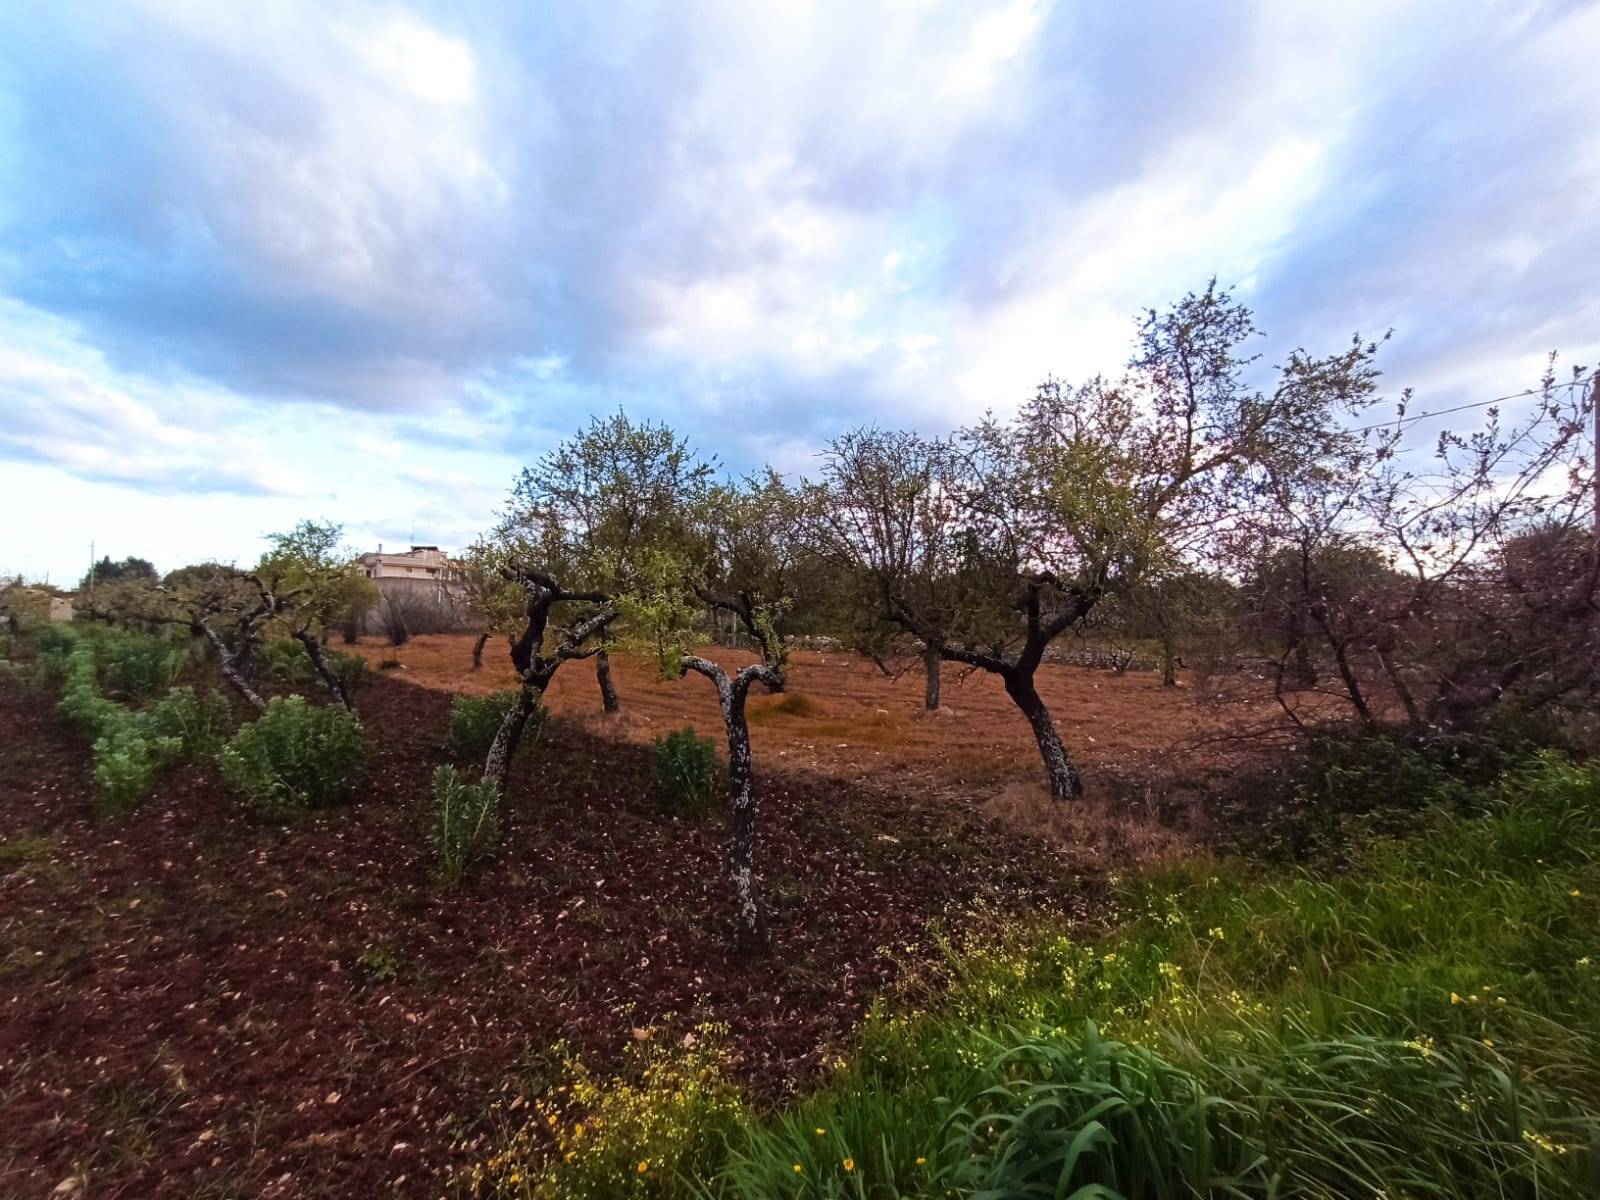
{"left": 431, "top": 765, "right": 502, "bottom": 887}
{"left": 358, "top": 937, "right": 405, "bottom": 983}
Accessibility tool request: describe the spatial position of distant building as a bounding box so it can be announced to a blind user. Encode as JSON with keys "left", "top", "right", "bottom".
{"left": 351, "top": 545, "right": 472, "bottom": 638}
{"left": 356, "top": 544, "right": 461, "bottom": 582}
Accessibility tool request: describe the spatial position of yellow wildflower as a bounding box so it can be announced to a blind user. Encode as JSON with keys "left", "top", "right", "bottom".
{"left": 793, "top": 1164, "right": 803, "bottom": 1174}
{"left": 637, "top": 1160, "right": 649, "bottom": 1174}
{"left": 1450, "top": 992, "right": 1463, "bottom": 1005}
{"left": 842, "top": 1157, "right": 855, "bottom": 1172}
{"left": 815, "top": 1127, "right": 826, "bottom": 1136}
{"left": 916, "top": 1156, "right": 927, "bottom": 1165}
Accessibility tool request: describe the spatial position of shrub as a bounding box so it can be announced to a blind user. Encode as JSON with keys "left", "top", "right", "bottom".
{"left": 445, "top": 690, "right": 532, "bottom": 760}
{"left": 33, "top": 624, "right": 80, "bottom": 684}
{"left": 328, "top": 649, "right": 367, "bottom": 693}
{"left": 430, "top": 765, "right": 501, "bottom": 887}
{"left": 651, "top": 727, "right": 719, "bottom": 817}
{"left": 93, "top": 722, "right": 181, "bottom": 814}
{"left": 100, "top": 631, "right": 185, "bottom": 699}
{"left": 142, "top": 686, "right": 233, "bottom": 759}
{"left": 261, "top": 637, "right": 314, "bottom": 681}
{"left": 219, "top": 696, "right": 369, "bottom": 812}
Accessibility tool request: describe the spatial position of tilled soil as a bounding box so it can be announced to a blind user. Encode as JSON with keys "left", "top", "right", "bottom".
{"left": 1, "top": 669, "right": 1097, "bottom": 1198}
{"left": 345, "top": 636, "right": 1262, "bottom": 799}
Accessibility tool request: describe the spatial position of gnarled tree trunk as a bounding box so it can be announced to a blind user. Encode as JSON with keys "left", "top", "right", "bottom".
{"left": 923, "top": 642, "right": 941, "bottom": 710}
{"left": 1003, "top": 669, "right": 1083, "bottom": 800}
{"left": 484, "top": 681, "right": 542, "bottom": 794}
{"left": 197, "top": 623, "right": 266, "bottom": 713}
{"left": 683, "top": 655, "right": 779, "bottom": 954}
{"left": 471, "top": 630, "right": 491, "bottom": 670}
{"left": 295, "top": 629, "right": 353, "bottom": 711}
{"left": 595, "top": 649, "right": 620, "bottom": 713}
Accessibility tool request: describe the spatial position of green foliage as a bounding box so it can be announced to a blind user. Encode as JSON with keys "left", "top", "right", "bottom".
{"left": 32, "top": 623, "right": 81, "bottom": 683}
{"left": 218, "top": 696, "right": 369, "bottom": 812}
{"left": 142, "top": 686, "right": 233, "bottom": 759}
{"left": 99, "top": 630, "right": 186, "bottom": 700}
{"left": 329, "top": 649, "right": 367, "bottom": 693}
{"left": 261, "top": 637, "right": 315, "bottom": 681}
{"left": 50, "top": 639, "right": 212, "bottom": 812}
{"left": 430, "top": 765, "right": 502, "bottom": 888}
{"left": 446, "top": 690, "right": 534, "bottom": 760}
{"left": 650, "top": 727, "right": 719, "bottom": 818}
{"left": 93, "top": 722, "right": 182, "bottom": 814}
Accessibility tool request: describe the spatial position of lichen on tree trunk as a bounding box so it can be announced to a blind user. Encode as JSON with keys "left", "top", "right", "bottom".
{"left": 1005, "top": 670, "right": 1083, "bottom": 800}
{"left": 683, "top": 654, "right": 776, "bottom": 954}
{"left": 595, "top": 649, "right": 620, "bottom": 713}
{"left": 483, "top": 682, "right": 541, "bottom": 794}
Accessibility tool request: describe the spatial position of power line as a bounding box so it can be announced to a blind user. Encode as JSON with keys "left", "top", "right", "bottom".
{"left": 1347, "top": 373, "right": 1594, "bottom": 435}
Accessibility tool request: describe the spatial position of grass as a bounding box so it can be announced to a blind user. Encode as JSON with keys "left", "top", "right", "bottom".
{"left": 464, "top": 752, "right": 1600, "bottom": 1198}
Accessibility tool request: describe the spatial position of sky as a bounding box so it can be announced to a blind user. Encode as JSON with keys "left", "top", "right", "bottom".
{"left": 2, "top": 0, "right": 1598, "bottom": 583}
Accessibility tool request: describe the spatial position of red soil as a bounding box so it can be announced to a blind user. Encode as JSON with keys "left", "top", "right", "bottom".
{"left": 1, "top": 668, "right": 1096, "bottom": 1198}
{"left": 344, "top": 635, "right": 1256, "bottom": 799}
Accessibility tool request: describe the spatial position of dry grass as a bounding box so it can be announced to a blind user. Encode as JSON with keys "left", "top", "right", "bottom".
{"left": 979, "top": 781, "right": 1200, "bottom": 870}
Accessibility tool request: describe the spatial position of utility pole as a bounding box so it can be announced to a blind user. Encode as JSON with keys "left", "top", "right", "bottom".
{"left": 88, "top": 539, "right": 95, "bottom": 603}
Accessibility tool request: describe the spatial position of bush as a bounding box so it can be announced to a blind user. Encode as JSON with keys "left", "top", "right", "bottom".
{"left": 261, "top": 637, "right": 314, "bottom": 681}
{"left": 430, "top": 765, "right": 501, "bottom": 887}
{"left": 445, "top": 690, "right": 532, "bottom": 760}
{"left": 219, "top": 696, "right": 369, "bottom": 812}
{"left": 651, "top": 727, "right": 719, "bottom": 817}
{"left": 32, "top": 624, "right": 80, "bottom": 684}
{"left": 93, "top": 722, "right": 181, "bottom": 814}
{"left": 328, "top": 649, "right": 367, "bottom": 693}
{"left": 100, "top": 630, "right": 185, "bottom": 699}
{"left": 142, "top": 686, "right": 233, "bottom": 759}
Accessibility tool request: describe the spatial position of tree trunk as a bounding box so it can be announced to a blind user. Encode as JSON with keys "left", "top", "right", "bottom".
{"left": 684, "top": 655, "right": 770, "bottom": 954}
{"left": 471, "top": 630, "right": 490, "bottom": 670}
{"left": 923, "top": 642, "right": 941, "bottom": 711}
{"left": 484, "top": 682, "right": 541, "bottom": 795}
{"left": 595, "top": 649, "right": 620, "bottom": 713}
{"left": 1004, "top": 669, "right": 1083, "bottom": 800}
{"left": 722, "top": 684, "right": 766, "bottom": 954}
{"left": 1287, "top": 614, "right": 1317, "bottom": 688}
{"left": 198, "top": 624, "right": 266, "bottom": 713}
{"left": 1159, "top": 630, "right": 1178, "bottom": 687}
{"left": 295, "top": 629, "right": 352, "bottom": 711}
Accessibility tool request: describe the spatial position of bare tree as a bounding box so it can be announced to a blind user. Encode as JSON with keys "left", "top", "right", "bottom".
{"left": 1236, "top": 360, "right": 1598, "bottom": 735}
{"left": 807, "top": 429, "right": 962, "bottom": 711}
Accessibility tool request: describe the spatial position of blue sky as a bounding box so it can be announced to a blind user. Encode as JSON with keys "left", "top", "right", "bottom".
{"left": 2, "top": 0, "right": 1597, "bottom": 583}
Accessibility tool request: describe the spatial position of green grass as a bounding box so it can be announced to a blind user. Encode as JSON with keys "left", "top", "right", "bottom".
{"left": 465, "top": 753, "right": 1600, "bottom": 1198}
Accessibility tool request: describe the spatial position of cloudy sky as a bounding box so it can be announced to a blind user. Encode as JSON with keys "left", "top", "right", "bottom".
{"left": 2, "top": 0, "right": 1597, "bottom": 582}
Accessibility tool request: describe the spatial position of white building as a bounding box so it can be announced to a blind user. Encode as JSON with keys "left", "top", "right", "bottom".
{"left": 356, "top": 544, "right": 460, "bottom": 582}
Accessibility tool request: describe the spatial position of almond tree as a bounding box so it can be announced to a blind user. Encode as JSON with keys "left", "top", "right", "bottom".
{"left": 255, "top": 521, "right": 376, "bottom": 711}
{"left": 818, "top": 284, "right": 1378, "bottom": 799}
{"left": 481, "top": 414, "right": 711, "bottom": 794}
{"left": 808, "top": 429, "right": 963, "bottom": 711}
{"left": 626, "top": 470, "right": 799, "bottom": 953}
